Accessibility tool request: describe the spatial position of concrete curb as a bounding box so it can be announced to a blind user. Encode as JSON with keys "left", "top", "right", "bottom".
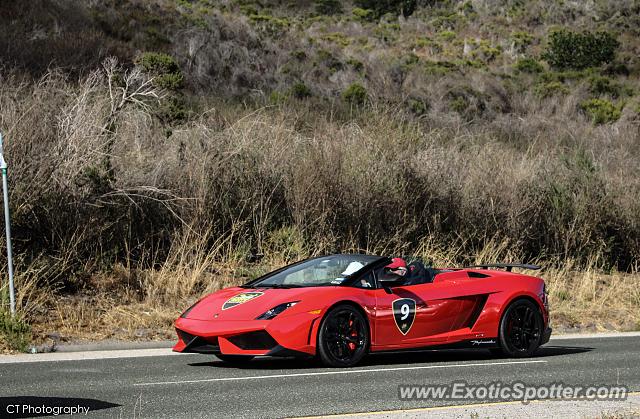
{"left": 550, "top": 331, "right": 640, "bottom": 340}
{"left": 52, "top": 340, "right": 174, "bottom": 353}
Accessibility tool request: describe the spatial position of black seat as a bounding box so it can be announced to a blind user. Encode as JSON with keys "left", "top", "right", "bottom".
{"left": 403, "top": 261, "right": 435, "bottom": 285}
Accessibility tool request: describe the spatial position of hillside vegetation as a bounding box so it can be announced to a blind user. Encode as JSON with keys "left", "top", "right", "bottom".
{"left": 1, "top": 0, "right": 639, "bottom": 350}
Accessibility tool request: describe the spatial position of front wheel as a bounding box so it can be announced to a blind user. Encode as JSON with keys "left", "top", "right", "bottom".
{"left": 317, "top": 304, "right": 369, "bottom": 367}
{"left": 216, "top": 354, "right": 254, "bottom": 364}
{"left": 493, "top": 299, "right": 544, "bottom": 358}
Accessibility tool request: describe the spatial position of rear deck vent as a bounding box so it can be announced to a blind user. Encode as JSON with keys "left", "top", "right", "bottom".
{"left": 467, "top": 271, "right": 491, "bottom": 278}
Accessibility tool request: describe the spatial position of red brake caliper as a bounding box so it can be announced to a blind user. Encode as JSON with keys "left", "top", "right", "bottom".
{"left": 348, "top": 319, "right": 356, "bottom": 351}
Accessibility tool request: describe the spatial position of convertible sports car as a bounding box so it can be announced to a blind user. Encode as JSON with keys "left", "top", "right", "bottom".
{"left": 173, "top": 254, "right": 551, "bottom": 367}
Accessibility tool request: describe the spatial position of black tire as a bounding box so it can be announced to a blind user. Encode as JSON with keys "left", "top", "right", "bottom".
{"left": 216, "top": 354, "right": 254, "bottom": 364}
{"left": 493, "top": 299, "right": 544, "bottom": 358}
{"left": 317, "top": 304, "right": 369, "bottom": 367}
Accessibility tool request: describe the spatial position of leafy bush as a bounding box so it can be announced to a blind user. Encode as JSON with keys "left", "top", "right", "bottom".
{"left": 0, "top": 311, "right": 31, "bottom": 352}
{"left": 423, "top": 60, "right": 457, "bottom": 75}
{"left": 352, "top": 7, "right": 374, "bottom": 21}
{"left": 588, "top": 76, "right": 620, "bottom": 98}
{"left": 136, "top": 52, "right": 184, "bottom": 90}
{"left": 407, "top": 97, "right": 429, "bottom": 116}
{"left": 249, "top": 13, "right": 290, "bottom": 36}
{"left": 580, "top": 99, "right": 623, "bottom": 124}
{"left": 136, "top": 52, "right": 180, "bottom": 76}
{"left": 450, "top": 96, "right": 468, "bottom": 114}
{"left": 321, "top": 32, "right": 350, "bottom": 47}
{"left": 514, "top": 58, "right": 544, "bottom": 73}
{"left": 604, "top": 61, "right": 631, "bottom": 76}
{"left": 534, "top": 81, "right": 570, "bottom": 98}
{"left": 542, "top": 30, "right": 620, "bottom": 70}
{"left": 157, "top": 96, "right": 188, "bottom": 123}
{"left": 353, "top": 0, "right": 417, "bottom": 18}
{"left": 346, "top": 58, "right": 364, "bottom": 73}
{"left": 315, "top": 0, "right": 343, "bottom": 15}
{"left": 291, "top": 82, "right": 312, "bottom": 99}
{"left": 155, "top": 73, "right": 185, "bottom": 90}
{"left": 342, "top": 83, "right": 368, "bottom": 105}
{"left": 511, "top": 31, "right": 534, "bottom": 52}
{"left": 269, "top": 91, "right": 288, "bottom": 105}
{"left": 438, "top": 30, "right": 456, "bottom": 41}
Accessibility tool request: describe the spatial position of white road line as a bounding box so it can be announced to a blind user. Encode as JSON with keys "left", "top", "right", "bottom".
{"left": 134, "top": 359, "right": 547, "bottom": 386}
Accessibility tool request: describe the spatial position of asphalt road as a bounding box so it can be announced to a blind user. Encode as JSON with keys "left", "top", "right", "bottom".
{"left": 1, "top": 334, "right": 639, "bottom": 418}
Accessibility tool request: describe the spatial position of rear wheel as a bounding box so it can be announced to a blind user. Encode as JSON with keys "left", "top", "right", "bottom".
{"left": 317, "top": 304, "right": 369, "bottom": 367}
{"left": 216, "top": 354, "right": 254, "bottom": 364}
{"left": 493, "top": 299, "right": 543, "bottom": 358}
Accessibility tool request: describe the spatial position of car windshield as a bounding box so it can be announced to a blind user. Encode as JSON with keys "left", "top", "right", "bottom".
{"left": 249, "top": 254, "right": 382, "bottom": 288}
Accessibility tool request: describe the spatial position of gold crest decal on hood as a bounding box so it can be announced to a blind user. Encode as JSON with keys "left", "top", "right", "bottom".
{"left": 222, "top": 292, "right": 264, "bottom": 310}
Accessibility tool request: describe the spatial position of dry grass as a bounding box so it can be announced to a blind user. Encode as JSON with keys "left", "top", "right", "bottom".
{"left": 2, "top": 236, "right": 636, "bottom": 350}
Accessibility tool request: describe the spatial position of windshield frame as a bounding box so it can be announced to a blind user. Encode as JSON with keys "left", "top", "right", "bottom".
{"left": 241, "top": 254, "right": 385, "bottom": 288}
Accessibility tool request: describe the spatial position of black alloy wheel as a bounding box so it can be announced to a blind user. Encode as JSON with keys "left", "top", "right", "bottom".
{"left": 317, "top": 304, "right": 369, "bottom": 367}
{"left": 494, "top": 299, "right": 544, "bottom": 358}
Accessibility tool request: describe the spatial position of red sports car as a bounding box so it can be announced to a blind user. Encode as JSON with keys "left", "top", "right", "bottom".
{"left": 173, "top": 254, "right": 551, "bottom": 367}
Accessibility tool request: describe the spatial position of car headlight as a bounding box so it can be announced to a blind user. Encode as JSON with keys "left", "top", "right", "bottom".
{"left": 256, "top": 301, "right": 299, "bottom": 320}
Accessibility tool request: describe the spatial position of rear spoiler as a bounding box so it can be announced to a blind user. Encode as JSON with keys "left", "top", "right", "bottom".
{"left": 467, "top": 263, "right": 541, "bottom": 272}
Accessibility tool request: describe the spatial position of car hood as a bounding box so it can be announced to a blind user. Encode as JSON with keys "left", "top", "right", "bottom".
{"left": 184, "top": 286, "right": 331, "bottom": 321}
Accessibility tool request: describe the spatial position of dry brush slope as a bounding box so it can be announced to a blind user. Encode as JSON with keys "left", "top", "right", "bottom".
{"left": 0, "top": 0, "right": 640, "bottom": 348}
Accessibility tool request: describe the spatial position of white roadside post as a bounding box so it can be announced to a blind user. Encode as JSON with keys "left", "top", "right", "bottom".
{"left": 0, "top": 132, "right": 15, "bottom": 316}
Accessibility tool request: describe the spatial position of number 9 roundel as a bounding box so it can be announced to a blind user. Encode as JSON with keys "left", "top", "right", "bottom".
{"left": 392, "top": 298, "right": 416, "bottom": 335}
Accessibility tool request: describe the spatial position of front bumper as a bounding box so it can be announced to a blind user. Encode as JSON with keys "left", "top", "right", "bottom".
{"left": 173, "top": 314, "right": 319, "bottom": 357}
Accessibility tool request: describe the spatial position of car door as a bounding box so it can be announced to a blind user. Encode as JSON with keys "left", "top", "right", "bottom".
{"left": 372, "top": 270, "right": 478, "bottom": 350}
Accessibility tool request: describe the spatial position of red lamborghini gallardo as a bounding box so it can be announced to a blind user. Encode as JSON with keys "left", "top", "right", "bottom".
{"left": 173, "top": 254, "right": 551, "bottom": 367}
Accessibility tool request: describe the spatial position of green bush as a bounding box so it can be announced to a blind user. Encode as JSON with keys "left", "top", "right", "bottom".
{"left": 407, "top": 97, "right": 429, "bottom": 116}
{"left": 438, "top": 30, "right": 456, "bottom": 41}
{"left": 135, "top": 52, "right": 184, "bottom": 90}
{"left": 269, "top": 91, "right": 288, "bottom": 105}
{"left": 352, "top": 7, "right": 374, "bottom": 21}
{"left": 511, "top": 31, "right": 534, "bottom": 52}
{"left": 353, "top": 0, "right": 417, "bottom": 18}
{"left": 534, "top": 81, "right": 570, "bottom": 98}
{"left": 514, "top": 58, "right": 544, "bottom": 73}
{"left": 315, "top": 0, "right": 343, "bottom": 15}
{"left": 580, "top": 99, "right": 623, "bottom": 124}
{"left": 542, "top": 30, "right": 620, "bottom": 70}
{"left": 0, "top": 311, "right": 31, "bottom": 352}
{"left": 450, "top": 96, "right": 468, "bottom": 114}
{"left": 346, "top": 58, "right": 364, "bottom": 73}
{"left": 588, "top": 75, "right": 620, "bottom": 98}
{"left": 155, "top": 73, "right": 185, "bottom": 90}
{"left": 249, "top": 13, "right": 290, "bottom": 36}
{"left": 342, "top": 83, "right": 368, "bottom": 105}
{"left": 291, "top": 82, "right": 312, "bottom": 99}
{"left": 424, "top": 60, "right": 457, "bottom": 75}
{"left": 157, "top": 96, "right": 188, "bottom": 123}
{"left": 136, "top": 52, "right": 180, "bottom": 76}
{"left": 321, "top": 32, "right": 350, "bottom": 47}
{"left": 604, "top": 61, "right": 630, "bottom": 76}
